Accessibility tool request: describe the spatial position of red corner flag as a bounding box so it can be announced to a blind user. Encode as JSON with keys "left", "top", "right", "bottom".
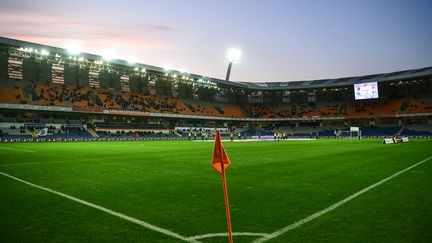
{"left": 212, "top": 130, "right": 233, "bottom": 243}
{"left": 212, "top": 131, "right": 232, "bottom": 174}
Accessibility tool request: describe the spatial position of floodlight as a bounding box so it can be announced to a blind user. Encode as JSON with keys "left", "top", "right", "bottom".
{"left": 101, "top": 50, "right": 117, "bottom": 60}
{"left": 65, "top": 43, "right": 81, "bottom": 55}
{"left": 40, "top": 50, "right": 49, "bottom": 55}
{"left": 225, "top": 48, "right": 242, "bottom": 81}
{"left": 127, "top": 56, "right": 137, "bottom": 64}
{"left": 226, "top": 48, "right": 241, "bottom": 63}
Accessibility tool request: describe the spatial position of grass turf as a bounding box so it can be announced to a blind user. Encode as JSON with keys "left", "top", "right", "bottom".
{"left": 0, "top": 138, "right": 431, "bottom": 242}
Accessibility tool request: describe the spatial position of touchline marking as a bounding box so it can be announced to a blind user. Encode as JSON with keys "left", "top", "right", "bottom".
{"left": 0, "top": 158, "right": 103, "bottom": 167}
{"left": 252, "top": 155, "right": 432, "bottom": 243}
{"left": 0, "top": 147, "right": 35, "bottom": 152}
{"left": 187, "top": 232, "right": 269, "bottom": 240}
{"left": 0, "top": 157, "right": 123, "bottom": 167}
{"left": 0, "top": 171, "right": 198, "bottom": 243}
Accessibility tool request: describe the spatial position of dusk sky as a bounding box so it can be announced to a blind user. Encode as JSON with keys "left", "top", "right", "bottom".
{"left": 0, "top": 0, "right": 431, "bottom": 82}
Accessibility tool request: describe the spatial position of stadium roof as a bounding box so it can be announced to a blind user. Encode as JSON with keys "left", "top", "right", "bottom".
{"left": 1, "top": 36, "right": 431, "bottom": 90}
{"left": 240, "top": 65, "right": 432, "bottom": 90}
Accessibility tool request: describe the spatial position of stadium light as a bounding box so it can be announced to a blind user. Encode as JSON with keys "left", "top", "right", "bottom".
{"left": 101, "top": 50, "right": 117, "bottom": 61}
{"left": 40, "top": 50, "right": 49, "bottom": 56}
{"left": 65, "top": 43, "right": 81, "bottom": 55}
{"left": 163, "top": 64, "right": 172, "bottom": 71}
{"left": 226, "top": 48, "right": 241, "bottom": 81}
{"left": 127, "top": 56, "right": 137, "bottom": 64}
{"left": 227, "top": 48, "right": 241, "bottom": 63}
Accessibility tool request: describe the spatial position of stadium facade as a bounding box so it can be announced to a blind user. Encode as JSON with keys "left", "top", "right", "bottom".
{"left": 0, "top": 36, "right": 431, "bottom": 141}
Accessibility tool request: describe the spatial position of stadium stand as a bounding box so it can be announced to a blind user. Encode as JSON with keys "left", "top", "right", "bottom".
{"left": 0, "top": 87, "right": 27, "bottom": 104}
{"left": 0, "top": 37, "right": 431, "bottom": 141}
{"left": 400, "top": 124, "right": 432, "bottom": 137}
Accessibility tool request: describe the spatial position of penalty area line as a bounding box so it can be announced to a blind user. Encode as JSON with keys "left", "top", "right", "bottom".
{"left": 253, "top": 155, "right": 432, "bottom": 243}
{"left": 0, "top": 171, "right": 198, "bottom": 243}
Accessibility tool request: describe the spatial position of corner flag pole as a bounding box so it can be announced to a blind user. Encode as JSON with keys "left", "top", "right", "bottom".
{"left": 220, "top": 156, "right": 233, "bottom": 243}
{"left": 212, "top": 130, "right": 233, "bottom": 243}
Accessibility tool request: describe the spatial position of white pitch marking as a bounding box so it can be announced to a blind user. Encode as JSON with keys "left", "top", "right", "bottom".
{"left": 253, "top": 155, "right": 432, "bottom": 243}
{"left": 0, "top": 147, "right": 35, "bottom": 152}
{"left": 410, "top": 170, "right": 426, "bottom": 174}
{"left": 0, "top": 158, "right": 108, "bottom": 167}
{"left": 187, "top": 232, "right": 269, "bottom": 240}
{"left": 0, "top": 171, "right": 198, "bottom": 243}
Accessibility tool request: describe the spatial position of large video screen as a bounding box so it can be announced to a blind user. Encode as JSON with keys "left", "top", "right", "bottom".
{"left": 354, "top": 82, "right": 379, "bottom": 100}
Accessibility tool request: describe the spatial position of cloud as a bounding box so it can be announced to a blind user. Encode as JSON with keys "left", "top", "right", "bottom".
{"left": 148, "top": 24, "right": 175, "bottom": 32}
{"left": 0, "top": 7, "right": 179, "bottom": 53}
{"left": 0, "top": 1, "right": 38, "bottom": 12}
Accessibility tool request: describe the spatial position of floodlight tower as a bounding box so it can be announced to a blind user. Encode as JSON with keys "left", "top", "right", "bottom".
{"left": 225, "top": 48, "right": 241, "bottom": 81}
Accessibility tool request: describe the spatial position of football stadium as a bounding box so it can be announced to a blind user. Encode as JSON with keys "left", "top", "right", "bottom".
{"left": 1, "top": 1, "right": 432, "bottom": 242}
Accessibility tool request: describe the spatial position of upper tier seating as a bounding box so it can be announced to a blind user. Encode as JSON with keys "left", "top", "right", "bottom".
{"left": 400, "top": 98, "right": 432, "bottom": 114}
{"left": 1, "top": 81, "right": 431, "bottom": 119}
{"left": 222, "top": 105, "right": 247, "bottom": 118}
{"left": 347, "top": 100, "right": 401, "bottom": 117}
{"left": 0, "top": 87, "right": 27, "bottom": 104}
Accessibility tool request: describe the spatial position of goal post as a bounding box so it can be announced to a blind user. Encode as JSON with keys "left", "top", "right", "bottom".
{"left": 350, "top": 127, "right": 361, "bottom": 140}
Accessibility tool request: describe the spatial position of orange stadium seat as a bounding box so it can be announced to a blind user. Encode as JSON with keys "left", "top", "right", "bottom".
{"left": 0, "top": 87, "right": 27, "bottom": 104}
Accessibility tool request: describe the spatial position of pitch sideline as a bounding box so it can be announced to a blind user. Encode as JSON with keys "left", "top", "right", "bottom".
{"left": 0, "top": 156, "right": 125, "bottom": 167}
{"left": 0, "top": 158, "right": 107, "bottom": 167}
{"left": 252, "top": 155, "right": 432, "bottom": 243}
{"left": 0, "top": 146, "right": 35, "bottom": 152}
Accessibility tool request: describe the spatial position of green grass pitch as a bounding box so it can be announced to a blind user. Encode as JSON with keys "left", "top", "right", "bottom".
{"left": 1, "top": 139, "right": 431, "bottom": 242}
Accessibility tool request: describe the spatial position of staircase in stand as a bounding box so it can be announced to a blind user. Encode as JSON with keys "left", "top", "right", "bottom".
{"left": 86, "top": 127, "right": 99, "bottom": 138}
